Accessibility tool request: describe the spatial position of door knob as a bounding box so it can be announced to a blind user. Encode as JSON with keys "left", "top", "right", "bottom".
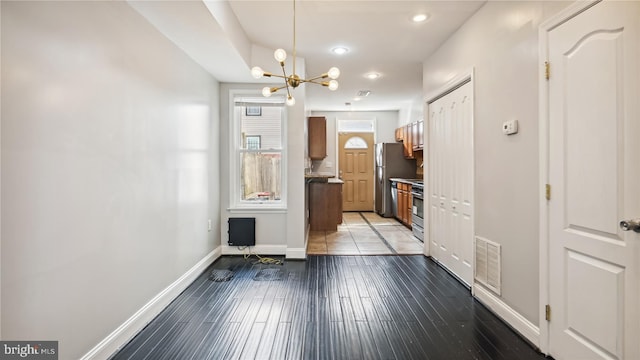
{"left": 619, "top": 218, "right": 640, "bottom": 233}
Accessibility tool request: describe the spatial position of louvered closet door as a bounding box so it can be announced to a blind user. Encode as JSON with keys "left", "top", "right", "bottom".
{"left": 429, "top": 81, "right": 474, "bottom": 286}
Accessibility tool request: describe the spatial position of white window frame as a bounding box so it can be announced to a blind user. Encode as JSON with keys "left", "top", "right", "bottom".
{"left": 229, "top": 90, "right": 287, "bottom": 210}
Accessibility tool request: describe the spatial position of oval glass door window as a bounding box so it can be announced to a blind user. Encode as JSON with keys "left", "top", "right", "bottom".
{"left": 344, "top": 136, "right": 368, "bottom": 149}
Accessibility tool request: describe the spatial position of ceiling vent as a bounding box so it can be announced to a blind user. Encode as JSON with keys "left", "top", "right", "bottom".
{"left": 357, "top": 90, "right": 371, "bottom": 97}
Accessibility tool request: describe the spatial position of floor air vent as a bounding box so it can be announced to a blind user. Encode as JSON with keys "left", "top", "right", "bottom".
{"left": 209, "top": 269, "right": 234, "bottom": 282}
{"left": 475, "top": 236, "right": 501, "bottom": 295}
{"left": 253, "top": 268, "right": 285, "bottom": 281}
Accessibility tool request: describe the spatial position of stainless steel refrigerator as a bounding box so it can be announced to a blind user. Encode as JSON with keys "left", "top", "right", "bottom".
{"left": 374, "top": 143, "right": 417, "bottom": 217}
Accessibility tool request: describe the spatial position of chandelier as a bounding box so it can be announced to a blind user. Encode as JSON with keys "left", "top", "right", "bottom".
{"left": 250, "top": 0, "right": 340, "bottom": 106}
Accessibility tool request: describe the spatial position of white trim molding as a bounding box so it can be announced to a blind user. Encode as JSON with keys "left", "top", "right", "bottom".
{"left": 221, "top": 244, "right": 305, "bottom": 259}
{"left": 285, "top": 247, "right": 307, "bottom": 259}
{"left": 221, "top": 244, "right": 286, "bottom": 256}
{"left": 81, "top": 247, "right": 221, "bottom": 360}
{"left": 474, "top": 283, "right": 540, "bottom": 349}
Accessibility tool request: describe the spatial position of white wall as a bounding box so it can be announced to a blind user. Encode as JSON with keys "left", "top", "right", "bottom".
{"left": 423, "top": 1, "right": 569, "bottom": 326}
{"left": 1, "top": 2, "right": 220, "bottom": 358}
{"left": 308, "top": 110, "right": 399, "bottom": 174}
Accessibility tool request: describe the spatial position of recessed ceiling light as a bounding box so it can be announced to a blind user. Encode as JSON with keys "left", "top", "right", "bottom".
{"left": 332, "top": 47, "right": 349, "bottom": 55}
{"left": 412, "top": 13, "right": 429, "bottom": 23}
{"left": 353, "top": 97, "right": 362, "bottom": 102}
{"left": 365, "top": 72, "right": 380, "bottom": 80}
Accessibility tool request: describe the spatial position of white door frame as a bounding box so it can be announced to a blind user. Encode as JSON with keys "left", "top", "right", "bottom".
{"left": 538, "top": 1, "right": 600, "bottom": 356}
{"left": 424, "top": 68, "right": 475, "bottom": 288}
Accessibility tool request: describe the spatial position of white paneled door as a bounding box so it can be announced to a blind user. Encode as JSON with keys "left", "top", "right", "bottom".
{"left": 429, "top": 80, "right": 474, "bottom": 286}
{"left": 547, "top": 1, "right": 640, "bottom": 359}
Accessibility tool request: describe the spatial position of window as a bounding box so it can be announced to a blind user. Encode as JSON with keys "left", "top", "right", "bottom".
{"left": 245, "top": 106, "right": 262, "bottom": 116}
{"left": 245, "top": 135, "right": 261, "bottom": 150}
{"left": 231, "top": 94, "right": 286, "bottom": 208}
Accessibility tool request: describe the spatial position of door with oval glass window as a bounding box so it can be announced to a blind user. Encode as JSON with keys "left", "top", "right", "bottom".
{"left": 338, "top": 133, "right": 374, "bottom": 211}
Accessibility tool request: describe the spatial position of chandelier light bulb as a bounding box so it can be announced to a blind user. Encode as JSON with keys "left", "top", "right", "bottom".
{"left": 262, "top": 87, "right": 273, "bottom": 97}
{"left": 286, "top": 96, "right": 296, "bottom": 106}
{"left": 251, "top": 66, "right": 265, "bottom": 79}
{"left": 327, "top": 67, "right": 340, "bottom": 80}
{"left": 328, "top": 80, "right": 339, "bottom": 91}
{"left": 274, "top": 49, "right": 287, "bottom": 63}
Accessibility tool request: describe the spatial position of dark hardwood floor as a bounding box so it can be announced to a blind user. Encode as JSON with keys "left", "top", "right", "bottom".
{"left": 110, "top": 255, "right": 549, "bottom": 360}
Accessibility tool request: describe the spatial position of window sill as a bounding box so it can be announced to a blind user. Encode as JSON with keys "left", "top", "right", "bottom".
{"left": 227, "top": 207, "right": 288, "bottom": 214}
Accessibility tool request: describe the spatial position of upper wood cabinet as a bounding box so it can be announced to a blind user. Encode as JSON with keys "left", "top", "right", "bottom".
{"left": 396, "top": 121, "right": 424, "bottom": 158}
{"left": 413, "top": 120, "right": 424, "bottom": 150}
{"left": 403, "top": 124, "right": 414, "bottom": 159}
{"left": 308, "top": 116, "right": 327, "bottom": 160}
{"left": 395, "top": 127, "right": 404, "bottom": 142}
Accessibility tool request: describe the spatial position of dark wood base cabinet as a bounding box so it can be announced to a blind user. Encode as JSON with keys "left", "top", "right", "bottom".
{"left": 309, "top": 181, "right": 343, "bottom": 231}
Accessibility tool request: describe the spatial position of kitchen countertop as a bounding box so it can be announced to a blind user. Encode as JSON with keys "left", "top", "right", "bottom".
{"left": 305, "top": 172, "right": 336, "bottom": 179}
{"left": 305, "top": 172, "right": 337, "bottom": 183}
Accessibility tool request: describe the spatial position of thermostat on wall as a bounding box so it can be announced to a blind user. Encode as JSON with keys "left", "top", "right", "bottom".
{"left": 502, "top": 119, "right": 518, "bottom": 135}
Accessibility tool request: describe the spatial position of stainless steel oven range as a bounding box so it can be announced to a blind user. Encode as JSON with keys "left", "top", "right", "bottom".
{"left": 411, "top": 181, "right": 424, "bottom": 242}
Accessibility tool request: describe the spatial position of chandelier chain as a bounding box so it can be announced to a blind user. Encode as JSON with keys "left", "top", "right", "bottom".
{"left": 292, "top": 0, "right": 296, "bottom": 76}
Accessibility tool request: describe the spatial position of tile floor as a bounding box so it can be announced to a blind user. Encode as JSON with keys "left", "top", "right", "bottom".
{"left": 307, "top": 212, "right": 424, "bottom": 255}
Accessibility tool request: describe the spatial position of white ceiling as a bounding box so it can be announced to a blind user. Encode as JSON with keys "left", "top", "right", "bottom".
{"left": 130, "top": 0, "right": 486, "bottom": 113}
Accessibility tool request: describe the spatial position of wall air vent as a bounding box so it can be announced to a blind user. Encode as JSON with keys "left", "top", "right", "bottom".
{"left": 475, "top": 236, "right": 501, "bottom": 295}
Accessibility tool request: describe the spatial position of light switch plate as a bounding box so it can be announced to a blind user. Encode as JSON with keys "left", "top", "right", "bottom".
{"left": 502, "top": 119, "right": 518, "bottom": 135}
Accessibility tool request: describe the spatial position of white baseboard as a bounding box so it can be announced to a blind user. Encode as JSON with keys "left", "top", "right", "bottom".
{"left": 221, "top": 244, "right": 286, "bottom": 256}
{"left": 285, "top": 247, "right": 306, "bottom": 259}
{"left": 221, "top": 244, "right": 306, "bottom": 259}
{"left": 81, "top": 247, "right": 221, "bottom": 360}
{"left": 473, "top": 283, "right": 540, "bottom": 348}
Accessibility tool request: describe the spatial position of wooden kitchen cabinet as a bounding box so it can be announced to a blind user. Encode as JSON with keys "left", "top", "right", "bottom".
{"left": 396, "top": 182, "right": 412, "bottom": 228}
{"left": 396, "top": 123, "right": 420, "bottom": 158}
{"left": 395, "top": 127, "right": 403, "bottom": 142}
{"left": 418, "top": 120, "right": 424, "bottom": 149}
{"left": 309, "top": 180, "right": 342, "bottom": 231}
{"left": 308, "top": 116, "right": 327, "bottom": 160}
{"left": 412, "top": 121, "right": 424, "bottom": 151}
{"left": 398, "top": 183, "right": 406, "bottom": 223}
{"left": 403, "top": 124, "right": 414, "bottom": 159}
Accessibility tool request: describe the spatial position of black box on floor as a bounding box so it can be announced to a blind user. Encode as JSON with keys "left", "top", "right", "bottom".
{"left": 228, "top": 217, "right": 256, "bottom": 246}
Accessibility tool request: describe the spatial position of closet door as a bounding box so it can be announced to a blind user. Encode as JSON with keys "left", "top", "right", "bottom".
{"left": 429, "top": 81, "right": 474, "bottom": 286}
